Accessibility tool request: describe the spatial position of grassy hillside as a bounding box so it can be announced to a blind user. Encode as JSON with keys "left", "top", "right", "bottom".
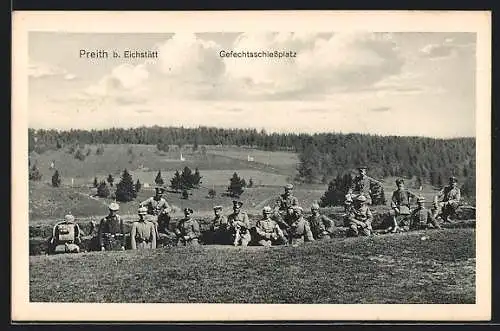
{"left": 29, "top": 228, "right": 475, "bottom": 303}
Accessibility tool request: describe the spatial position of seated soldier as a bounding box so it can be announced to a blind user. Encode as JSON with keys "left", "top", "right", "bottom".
{"left": 346, "top": 195, "right": 373, "bottom": 237}
{"left": 130, "top": 207, "right": 157, "bottom": 250}
{"left": 228, "top": 200, "right": 252, "bottom": 247}
{"left": 50, "top": 214, "right": 82, "bottom": 254}
{"left": 308, "top": 203, "right": 335, "bottom": 240}
{"left": 388, "top": 178, "right": 417, "bottom": 233}
{"left": 434, "top": 176, "right": 461, "bottom": 223}
{"left": 98, "top": 202, "right": 125, "bottom": 251}
{"left": 288, "top": 206, "right": 314, "bottom": 246}
{"left": 409, "top": 196, "right": 442, "bottom": 230}
{"left": 210, "top": 205, "right": 230, "bottom": 244}
{"left": 255, "top": 206, "right": 287, "bottom": 247}
{"left": 175, "top": 208, "right": 201, "bottom": 246}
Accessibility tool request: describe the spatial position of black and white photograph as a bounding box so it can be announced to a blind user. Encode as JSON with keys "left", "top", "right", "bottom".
{"left": 12, "top": 11, "right": 491, "bottom": 321}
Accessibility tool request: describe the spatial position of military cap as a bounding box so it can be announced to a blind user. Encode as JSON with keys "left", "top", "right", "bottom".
{"left": 213, "top": 205, "right": 223, "bottom": 211}
{"left": 64, "top": 214, "right": 75, "bottom": 222}
{"left": 357, "top": 165, "right": 368, "bottom": 170}
{"left": 232, "top": 200, "right": 243, "bottom": 208}
{"left": 396, "top": 178, "right": 404, "bottom": 185}
{"left": 284, "top": 184, "right": 294, "bottom": 190}
{"left": 184, "top": 207, "right": 194, "bottom": 214}
{"left": 356, "top": 195, "right": 367, "bottom": 202}
{"left": 417, "top": 196, "right": 426, "bottom": 203}
{"left": 311, "top": 203, "right": 320, "bottom": 210}
{"left": 293, "top": 206, "right": 304, "bottom": 213}
{"left": 108, "top": 202, "right": 119, "bottom": 211}
{"left": 449, "top": 176, "right": 458, "bottom": 183}
{"left": 262, "top": 206, "right": 272, "bottom": 214}
{"left": 138, "top": 206, "right": 148, "bottom": 215}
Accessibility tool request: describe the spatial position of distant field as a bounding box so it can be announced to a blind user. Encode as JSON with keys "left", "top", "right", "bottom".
{"left": 29, "top": 228, "right": 475, "bottom": 303}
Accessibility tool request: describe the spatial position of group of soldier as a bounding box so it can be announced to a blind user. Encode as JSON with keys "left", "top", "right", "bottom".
{"left": 48, "top": 165, "right": 463, "bottom": 254}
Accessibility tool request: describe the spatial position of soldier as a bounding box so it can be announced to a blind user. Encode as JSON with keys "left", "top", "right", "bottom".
{"left": 274, "top": 184, "right": 299, "bottom": 218}
{"left": 98, "top": 202, "right": 125, "bottom": 251}
{"left": 210, "top": 205, "right": 230, "bottom": 244}
{"left": 346, "top": 166, "right": 378, "bottom": 206}
{"left": 255, "top": 206, "right": 287, "bottom": 247}
{"left": 409, "top": 196, "right": 442, "bottom": 230}
{"left": 130, "top": 207, "right": 157, "bottom": 250}
{"left": 346, "top": 195, "right": 373, "bottom": 237}
{"left": 434, "top": 176, "right": 461, "bottom": 223}
{"left": 140, "top": 185, "right": 172, "bottom": 236}
{"left": 288, "top": 206, "right": 315, "bottom": 246}
{"left": 388, "top": 179, "right": 418, "bottom": 233}
{"left": 175, "top": 208, "right": 201, "bottom": 246}
{"left": 308, "top": 203, "right": 335, "bottom": 240}
{"left": 49, "top": 214, "right": 82, "bottom": 254}
{"left": 228, "top": 200, "right": 252, "bottom": 247}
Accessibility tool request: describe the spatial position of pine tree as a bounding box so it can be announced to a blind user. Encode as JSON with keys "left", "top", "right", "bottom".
{"left": 191, "top": 168, "right": 202, "bottom": 188}
{"left": 93, "top": 177, "right": 99, "bottom": 188}
{"left": 182, "top": 189, "right": 189, "bottom": 199}
{"left": 319, "top": 175, "right": 345, "bottom": 207}
{"left": 370, "top": 182, "right": 387, "bottom": 206}
{"left": 227, "top": 172, "right": 244, "bottom": 197}
{"left": 248, "top": 178, "right": 254, "bottom": 188}
{"left": 155, "top": 170, "right": 164, "bottom": 186}
{"left": 115, "top": 169, "right": 136, "bottom": 202}
{"left": 135, "top": 179, "right": 142, "bottom": 193}
{"left": 208, "top": 188, "right": 216, "bottom": 199}
{"left": 181, "top": 166, "right": 194, "bottom": 190}
{"left": 97, "top": 181, "right": 110, "bottom": 198}
{"left": 170, "top": 170, "right": 182, "bottom": 192}
{"left": 107, "top": 174, "right": 114, "bottom": 187}
{"left": 51, "top": 170, "right": 61, "bottom": 187}
{"left": 74, "top": 149, "right": 86, "bottom": 161}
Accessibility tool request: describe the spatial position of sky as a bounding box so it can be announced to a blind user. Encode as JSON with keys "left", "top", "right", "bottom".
{"left": 28, "top": 32, "right": 476, "bottom": 138}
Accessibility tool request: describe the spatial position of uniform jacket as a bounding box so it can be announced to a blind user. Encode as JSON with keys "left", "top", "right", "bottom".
{"left": 276, "top": 194, "right": 299, "bottom": 212}
{"left": 308, "top": 213, "right": 334, "bottom": 236}
{"left": 211, "top": 215, "right": 229, "bottom": 231}
{"left": 140, "top": 197, "right": 171, "bottom": 216}
{"left": 289, "top": 217, "right": 314, "bottom": 241}
{"left": 52, "top": 221, "right": 81, "bottom": 245}
{"left": 98, "top": 215, "right": 124, "bottom": 247}
{"left": 348, "top": 205, "right": 373, "bottom": 225}
{"left": 439, "top": 186, "right": 461, "bottom": 204}
{"left": 255, "top": 218, "right": 281, "bottom": 238}
{"left": 391, "top": 189, "right": 417, "bottom": 212}
{"left": 348, "top": 176, "right": 376, "bottom": 198}
{"left": 175, "top": 218, "right": 201, "bottom": 239}
{"left": 228, "top": 212, "right": 250, "bottom": 232}
{"left": 130, "top": 220, "right": 157, "bottom": 249}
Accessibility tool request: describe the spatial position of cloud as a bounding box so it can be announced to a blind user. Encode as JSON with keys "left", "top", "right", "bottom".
{"left": 419, "top": 36, "right": 475, "bottom": 60}
{"left": 29, "top": 61, "right": 76, "bottom": 80}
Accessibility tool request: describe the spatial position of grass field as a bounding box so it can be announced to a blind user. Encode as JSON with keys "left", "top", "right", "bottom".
{"left": 29, "top": 228, "right": 475, "bottom": 303}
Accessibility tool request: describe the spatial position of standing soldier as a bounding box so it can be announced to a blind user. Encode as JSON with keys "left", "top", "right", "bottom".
{"left": 346, "top": 166, "right": 378, "bottom": 206}
{"left": 388, "top": 179, "right": 418, "bottom": 233}
{"left": 130, "top": 207, "right": 157, "bottom": 250}
{"left": 409, "top": 196, "right": 442, "bottom": 230}
{"left": 274, "top": 184, "right": 299, "bottom": 216}
{"left": 98, "top": 202, "right": 125, "bottom": 251}
{"left": 346, "top": 195, "right": 373, "bottom": 237}
{"left": 434, "top": 176, "right": 461, "bottom": 223}
{"left": 288, "top": 206, "right": 315, "bottom": 246}
{"left": 308, "top": 203, "right": 335, "bottom": 240}
{"left": 140, "top": 185, "right": 172, "bottom": 237}
{"left": 255, "top": 206, "right": 287, "bottom": 247}
{"left": 174, "top": 208, "right": 201, "bottom": 246}
{"left": 228, "top": 200, "right": 252, "bottom": 247}
{"left": 49, "top": 214, "right": 82, "bottom": 254}
{"left": 210, "top": 205, "right": 230, "bottom": 244}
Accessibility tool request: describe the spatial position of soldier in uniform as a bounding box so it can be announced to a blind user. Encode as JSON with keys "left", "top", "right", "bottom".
{"left": 227, "top": 200, "right": 252, "bottom": 246}
{"left": 175, "top": 208, "right": 201, "bottom": 246}
{"left": 434, "top": 176, "right": 461, "bottom": 223}
{"left": 409, "top": 196, "right": 442, "bottom": 230}
{"left": 288, "top": 206, "right": 315, "bottom": 246}
{"left": 210, "top": 205, "right": 230, "bottom": 244}
{"left": 255, "top": 206, "right": 287, "bottom": 247}
{"left": 130, "top": 206, "right": 157, "bottom": 250}
{"left": 274, "top": 184, "right": 299, "bottom": 215}
{"left": 98, "top": 202, "right": 125, "bottom": 251}
{"left": 308, "top": 203, "right": 335, "bottom": 240}
{"left": 346, "top": 166, "right": 378, "bottom": 206}
{"left": 346, "top": 195, "right": 373, "bottom": 237}
{"left": 139, "top": 185, "right": 172, "bottom": 237}
{"left": 388, "top": 179, "right": 418, "bottom": 233}
{"left": 49, "top": 214, "right": 82, "bottom": 254}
